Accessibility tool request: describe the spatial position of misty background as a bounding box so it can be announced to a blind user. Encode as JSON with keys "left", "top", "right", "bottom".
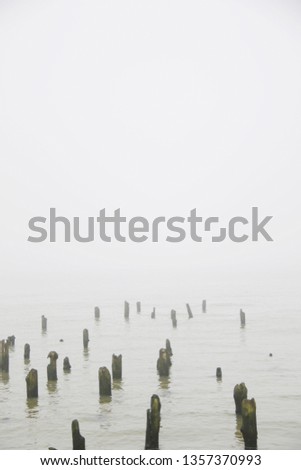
{"left": 0, "top": 0, "right": 300, "bottom": 302}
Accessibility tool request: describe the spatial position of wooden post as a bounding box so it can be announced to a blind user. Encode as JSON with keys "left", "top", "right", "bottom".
{"left": 157, "top": 348, "right": 170, "bottom": 377}
{"left": 186, "top": 303, "right": 193, "bottom": 319}
{"left": 41, "top": 315, "right": 47, "bottom": 331}
{"left": 124, "top": 301, "right": 130, "bottom": 319}
{"left": 7, "top": 335, "right": 15, "bottom": 347}
{"left": 24, "top": 343, "right": 30, "bottom": 360}
{"left": 240, "top": 309, "right": 246, "bottom": 327}
{"left": 83, "top": 329, "right": 89, "bottom": 349}
{"left": 202, "top": 300, "right": 207, "bottom": 313}
{"left": 94, "top": 306, "right": 100, "bottom": 319}
{"left": 241, "top": 398, "right": 258, "bottom": 450}
{"left": 98, "top": 367, "right": 112, "bottom": 396}
{"left": 26, "top": 368, "right": 38, "bottom": 398}
{"left": 145, "top": 395, "right": 161, "bottom": 450}
{"left": 63, "top": 357, "right": 71, "bottom": 371}
{"left": 136, "top": 301, "right": 141, "bottom": 313}
{"left": 47, "top": 351, "right": 58, "bottom": 381}
{"left": 216, "top": 367, "right": 222, "bottom": 379}
{"left": 171, "top": 310, "right": 177, "bottom": 328}
{"left": 112, "top": 354, "right": 122, "bottom": 380}
{"left": 72, "top": 419, "right": 85, "bottom": 450}
{"left": 166, "top": 339, "right": 173, "bottom": 358}
{"left": 0, "top": 340, "right": 9, "bottom": 372}
{"left": 233, "top": 382, "right": 248, "bottom": 414}
{"left": 151, "top": 308, "right": 156, "bottom": 319}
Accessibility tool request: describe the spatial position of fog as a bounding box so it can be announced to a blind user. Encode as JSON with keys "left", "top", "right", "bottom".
{"left": 0, "top": 0, "right": 300, "bottom": 299}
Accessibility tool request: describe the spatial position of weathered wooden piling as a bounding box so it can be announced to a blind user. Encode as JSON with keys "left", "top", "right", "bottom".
{"left": 145, "top": 394, "right": 161, "bottom": 450}
{"left": 63, "top": 357, "right": 71, "bottom": 371}
{"left": 157, "top": 348, "right": 170, "bottom": 377}
{"left": 151, "top": 308, "right": 156, "bottom": 319}
{"left": 216, "top": 367, "right": 222, "bottom": 379}
{"left": 186, "top": 303, "right": 193, "bottom": 319}
{"left": 171, "top": 309, "right": 177, "bottom": 327}
{"left": 112, "top": 354, "right": 122, "bottom": 380}
{"left": 166, "top": 339, "right": 173, "bottom": 357}
{"left": 124, "top": 301, "right": 130, "bottom": 319}
{"left": 241, "top": 398, "right": 258, "bottom": 449}
{"left": 98, "top": 367, "right": 112, "bottom": 396}
{"left": 24, "top": 343, "right": 30, "bottom": 360}
{"left": 7, "top": 335, "right": 15, "bottom": 347}
{"left": 136, "top": 301, "right": 141, "bottom": 313}
{"left": 41, "top": 315, "right": 47, "bottom": 331}
{"left": 233, "top": 382, "right": 248, "bottom": 414}
{"left": 72, "top": 419, "right": 85, "bottom": 450}
{"left": 240, "top": 309, "right": 246, "bottom": 327}
{"left": 0, "top": 340, "right": 9, "bottom": 372}
{"left": 94, "top": 306, "right": 100, "bottom": 319}
{"left": 83, "top": 329, "right": 89, "bottom": 348}
{"left": 26, "top": 368, "right": 38, "bottom": 398}
{"left": 47, "top": 351, "right": 58, "bottom": 381}
{"left": 202, "top": 300, "right": 207, "bottom": 313}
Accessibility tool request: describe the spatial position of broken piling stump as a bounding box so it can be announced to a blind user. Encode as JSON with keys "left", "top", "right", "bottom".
{"left": 7, "top": 335, "right": 15, "bottom": 347}
{"left": 112, "top": 354, "right": 122, "bottom": 380}
{"left": 157, "top": 348, "right": 170, "bottom": 377}
{"left": 63, "top": 357, "right": 71, "bottom": 372}
{"left": 202, "top": 300, "right": 207, "bottom": 313}
{"left": 83, "top": 329, "right": 89, "bottom": 349}
{"left": 166, "top": 339, "right": 173, "bottom": 357}
{"left": 98, "top": 367, "right": 112, "bottom": 396}
{"left": 47, "top": 351, "right": 58, "bottom": 381}
{"left": 216, "top": 367, "right": 222, "bottom": 379}
{"left": 124, "top": 301, "right": 130, "bottom": 320}
{"left": 0, "top": 340, "right": 9, "bottom": 372}
{"left": 186, "top": 303, "right": 193, "bottom": 319}
{"left": 145, "top": 395, "right": 161, "bottom": 450}
{"left": 241, "top": 398, "right": 258, "bottom": 450}
{"left": 171, "top": 310, "right": 177, "bottom": 328}
{"left": 151, "top": 308, "right": 156, "bottom": 319}
{"left": 26, "top": 368, "right": 38, "bottom": 398}
{"left": 24, "top": 343, "right": 30, "bottom": 360}
{"left": 94, "top": 306, "right": 100, "bottom": 319}
{"left": 72, "top": 419, "right": 85, "bottom": 450}
{"left": 136, "top": 301, "right": 141, "bottom": 313}
{"left": 240, "top": 309, "right": 246, "bottom": 327}
{"left": 41, "top": 315, "right": 47, "bottom": 331}
{"left": 233, "top": 382, "right": 248, "bottom": 414}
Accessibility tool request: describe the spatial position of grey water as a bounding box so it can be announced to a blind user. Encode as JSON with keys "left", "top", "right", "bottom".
{"left": 0, "top": 284, "right": 300, "bottom": 450}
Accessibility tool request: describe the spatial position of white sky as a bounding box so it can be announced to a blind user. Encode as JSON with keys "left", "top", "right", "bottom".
{"left": 0, "top": 0, "right": 300, "bottom": 297}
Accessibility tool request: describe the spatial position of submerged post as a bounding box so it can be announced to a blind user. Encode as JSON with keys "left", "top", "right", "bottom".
{"left": 24, "top": 343, "right": 30, "bottom": 360}
{"left": 241, "top": 398, "right": 258, "bottom": 450}
{"left": 63, "top": 357, "right": 71, "bottom": 372}
{"left": 145, "top": 395, "right": 161, "bottom": 450}
{"left": 26, "top": 368, "right": 38, "bottom": 398}
{"left": 216, "top": 367, "right": 222, "bottom": 379}
{"left": 112, "top": 354, "right": 122, "bottom": 380}
{"left": 202, "top": 300, "right": 207, "bottom": 313}
{"left": 151, "top": 308, "right": 156, "bottom": 319}
{"left": 136, "top": 301, "right": 141, "bottom": 313}
{"left": 124, "top": 301, "right": 130, "bottom": 320}
{"left": 72, "top": 419, "right": 85, "bottom": 450}
{"left": 98, "top": 367, "right": 112, "bottom": 396}
{"left": 157, "top": 348, "right": 170, "bottom": 376}
{"left": 240, "top": 309, "right": 246, "bottom": 327}
{"left": 41, "top": 315, "right": 47, "bottom": 331}
{"left": 94, "top": 306, "right": 100, "bottom": 319}
{"left": 0, "top": 340, "right": 9, "bottom": 372}
{"left": 47, "top": 351, "right": 58, "bottom": 381}
{"left": 233, "top": 383, "right": 248, "bottom": 414}
{"left": 186, "top": 303, "right": 193, "bottom": 319}
{"left": 83, "top": 329, "right": 89, "bottom": 349}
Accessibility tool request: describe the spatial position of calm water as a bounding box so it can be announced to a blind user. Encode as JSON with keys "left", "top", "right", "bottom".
{"left": 1, "top": 288, "right": 301, "bottom": 450}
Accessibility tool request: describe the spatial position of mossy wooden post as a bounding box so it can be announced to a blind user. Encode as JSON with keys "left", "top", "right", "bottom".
{"left": 233, "top": 382, "right": 248, "bottom": 414}
{"left": 24, "top": 343, "right": 30, "bottom": 360}
{"left": 240, "top": 309, "right": 246, "bottom": 327}
{"left": 47, "top": 351, "right": 58, "bottom": 381}
{"left": 171, "top": 310, "right": 177, "bottom": 328}
{"left": 241, "top": 398, "right": 258, "bottom": 450}
{"left": 186, "top": 303, "right": 193, "bottom": 319}
{"left": 216, "top": 367, "right": 222, "bottom": 379}
{"left": 63, "top": 357, "right": 71, "bottom": 371}
{"left": 112, "top": 354, "right": 122, "bottom": 380}
{"left": 151, "top": 308, "right": 156, "bottom": 319}
{"left": 41, "top": 315, "right": 47, "bottom": 331}
{"left": 124, "top": 301, "right": 130, "bottom": 320}
{"left": 0, "top": 340, "right": 9, "bottom": 372}
{"left": 94, "top": 306, "right": 100, "bottom": 319}
{"left": 26, "top": 368, "right": 38, "bottom": 398}
{"left": 157, "top": 348, "right": 170, "bottom": 377}
{"left": 136, "top": 301, "right": 141, "bottom": 313}
{"left": 83, "top": 329, "right": 89, "bottom": 349}
{"left": 145, "top": 394, "right": 161, "bottom": 450}
{"left": 202, "top": 300, "right": 207, "bottom": 313}
{"left": 72, "top": 419, "right": 85, "bottom": 450}
{"left": 98, "top": 367, "right": 112, "bottom": 396}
